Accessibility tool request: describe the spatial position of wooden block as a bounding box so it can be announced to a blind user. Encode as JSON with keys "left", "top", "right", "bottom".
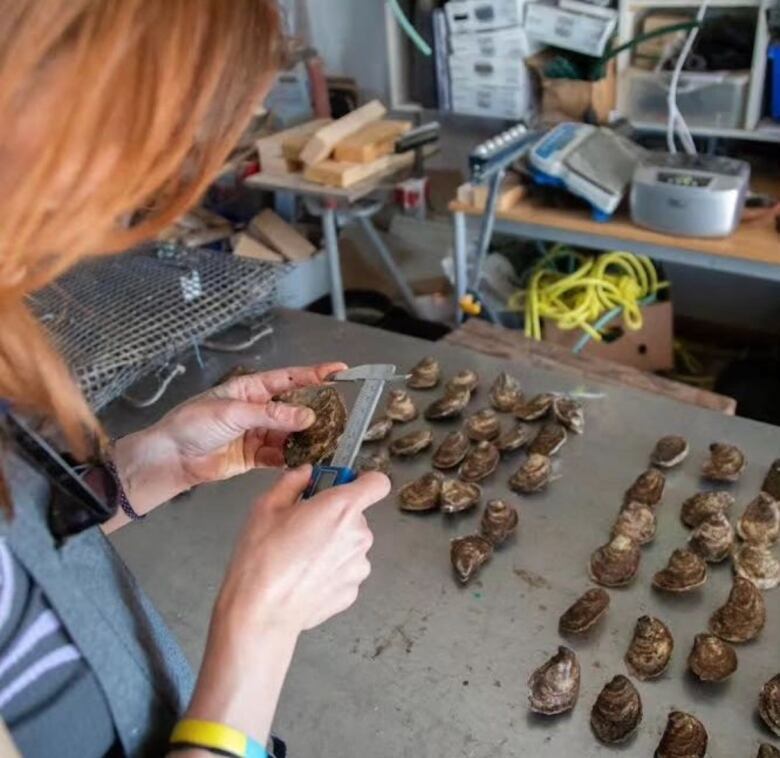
{"left": 233, "top": 233, "right": 285, "bottom": 263}
{"left": 256, "top": 118, "right": 331, "bottom": 163}
{"left": 249, "top": 209, "right": 316, "bottom": 262}
{"left": 303, "top": 152, "right": 408, "bottom": 189}
{"left": 458, "top": 176, "right": 527, "bottom": 212}
{"left": 299, "top": 100, "right": 387, "bottom": 166}
{"left": 333, "top": 119, "right": 412, "bottom": 163}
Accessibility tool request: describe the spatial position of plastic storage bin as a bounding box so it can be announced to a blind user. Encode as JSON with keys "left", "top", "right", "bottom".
{"left": 624, "top": 67, "right": 749, "bottom": 129}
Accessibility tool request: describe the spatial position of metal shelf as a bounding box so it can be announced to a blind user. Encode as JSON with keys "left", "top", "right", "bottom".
{"left": 631, "top": 119, "right": 780, "bottom": 143}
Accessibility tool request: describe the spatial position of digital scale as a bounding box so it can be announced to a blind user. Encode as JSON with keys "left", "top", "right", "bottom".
{"left": 630, "top": 153, "right": 751, "bottom": 238}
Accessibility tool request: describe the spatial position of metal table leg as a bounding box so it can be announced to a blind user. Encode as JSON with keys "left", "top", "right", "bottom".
{"left": 322, "top": 203, "right": 347, "bottom": 321}
{"left": 452, "top": 210, "right": 468, "bottom": 324}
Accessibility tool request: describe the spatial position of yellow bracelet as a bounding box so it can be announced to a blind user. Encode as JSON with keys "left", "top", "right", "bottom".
{"left": 170, "top": 719, "right": 267, "bottom": 758}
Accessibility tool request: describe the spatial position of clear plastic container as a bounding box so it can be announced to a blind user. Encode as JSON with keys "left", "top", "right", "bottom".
{"left": 624, "top": 67, "right": 749, "bottom": 129}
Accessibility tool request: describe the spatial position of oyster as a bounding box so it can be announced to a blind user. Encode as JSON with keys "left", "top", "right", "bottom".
{"left": 759, "top": 674, "right": 780, "bottom": 737}
{"left": 590, "top": 675, "right": 642, "bottom": 745}
{"left": 458, "top": 440, "right": 499, "bottom": 483}
{"left": 762, "top": 458, "right": 780, "bottom": 500}
{"left": 709, "top": 576, "right": 766, "bottom": 643}
{"left": 489, "top": 371, "right": 523, "bottom": 412}
{"left": 450, "top": 535, "right": 492, "bottom": 584}
{"left": 280, "top": 386, "right": 347, "bottom": 467}
{"left": 385, "top": 390, "right": 418, "bottom": 423}
{"left": 464, "top": 408, "right": 501, "bottom": 442}
{"left": 424, "top": 389, "right": 471, "bottom": 421}
{"left": 688, "top": 634, "right": 737, "bottom": 682}
{"left": 589, "top": 535, "right": 641, "bottom": 588}
{"left": 514, "top": 392, "right": 555, "bottom": 421}
{"left": 758, "top": 744, "right": 780, "bottom": 758}
{"left": 432, "top": 430, "right": 470, "bottom": 470}
{"left": 406, "top": 356, "right": 440, "bottom": 390}
{"left": 650, "top": 435, "right": 690, "bottom": 468}
{"left": 680, "top": 490, "right": 735, "bottom": 528}
{"left": 737, "top": 492, "right": 780, "bottom": 546}
{"left": 625, "top": 616, "right": 674, "bottom": 680}
{"left": 440, "top": 479, "right": 481, "bottom": 514}
{"left": 357, "top": 453, "right": 391, "bottom": 477}
{"left": 496, "top": 423, "right": 535, "bottom": 454}
{"left": 363, "top": 416, "right": 393, "bottom": 442}
{"left": 701, "top": 442, "right": 746, "bottom": 482}
{"left": 480, "top": 499, "right": 519, "bottom": 546}
{"left": 527, "top": 646, "right": 581, "bottom": 716}
{"left": 529, "top": 422, "right": 567, "bottom": 456}
{"left": 389, "top": 429, "right": 434, "bottom": 457}
{"left": 624, "top": 468, "right": 665, "bottom": 508}
{"left": 612, "top": 502, "right": 657, "bottom": 546}
{"left": 553, "top": 395, "right": 584, "bottom": 435}
{"left": 655, "top": 711, "right": 708, "bottom": 758}
{"left": 508, "top": 453, "right": 552, "bottom": 494}
{"left": 445, "top": 369, "right": 479, "bottom": 396}
{"left": 733, "top": 543, "right": 780, "bottom": 590}
{"left": 399, "top": 472, "right": 442, "bottom": 512}
{"left": 652, "top": 548, "right": 708, "bottom": 593}
{"left": 688, "top": 512, "right": 734, "bottom": 563}
{"left": 559, "top": 588, "right": 610, "bottom": 635}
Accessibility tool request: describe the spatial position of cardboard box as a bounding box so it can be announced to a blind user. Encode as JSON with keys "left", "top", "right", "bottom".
{"left": 451, "top": 77, "right": 535, "bottom": 119}
{"left": 524, "top": 2, "right": 617, "bottom": 57}
{"left": 449, "top": 25, "right": 544, "bottom": 58}
{"left": 449, "top": 54, "right": 533, "bottom": 88}
{"left": 544, "top": 301, "right": 673, "bottom": 372}
{"left": 446, "top": 0, "right": 528, "bottom": 34}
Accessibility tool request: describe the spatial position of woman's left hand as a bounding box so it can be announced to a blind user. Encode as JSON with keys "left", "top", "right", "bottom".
{"left": 111, "top": 363, "right": 346, "bottom": 517}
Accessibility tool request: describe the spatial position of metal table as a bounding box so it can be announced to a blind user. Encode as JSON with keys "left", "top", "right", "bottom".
{"left": 107, "top": 310, "right": 780, "bottom": 757}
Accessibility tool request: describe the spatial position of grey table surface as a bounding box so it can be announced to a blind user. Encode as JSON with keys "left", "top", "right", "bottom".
{"left": 106, "top": 309, "right": 780, "bottom": 758}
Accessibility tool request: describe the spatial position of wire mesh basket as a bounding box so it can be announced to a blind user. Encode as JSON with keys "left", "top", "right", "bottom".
{"left": 28, "top": 245, "right": 280, "bottom": 410}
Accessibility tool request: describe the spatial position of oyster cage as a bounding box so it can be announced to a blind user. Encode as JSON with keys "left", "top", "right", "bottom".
{"left": 28, "top": 245, "right": 280, "bottom": 411}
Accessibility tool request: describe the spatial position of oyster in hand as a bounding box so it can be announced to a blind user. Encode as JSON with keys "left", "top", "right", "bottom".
{"left": 406, "top": 356, "right": 440, "bottom": 389}
{"left": 559, "top": 588, "right": 610, "bottom": 635}
{"left": 363, "top": 416, "right": 393, "bottom": 442}
{"left": 612, "top": 502, "right": 657, "bottom": 546}
{"left": 458, "top": 440, "right": 499, "bottom": 483}
{"left": 496, "top": 423, "right": 534, "bottom": 454}
{"left": 389, "top": 429, "right": 434, "bottom": 457}
{"left": 702, "top": 442, "right": 746, "bottom": 482}
{"left": 509, "top": 453, "right": 552, "bottom": 494}
{"left": 280, "top": 386, "right": 347, "bottom": 467}
{"left": 652, "top": 548, "right": 707, "bottom": 593}
{"left": 464, "top": 408, "right": 501, "bottom": 442}
{"left": 590, "top": 675, "right": 642, "bottom": 745}
{"left": 655, "top": 711, "right": 708, "bottom": 758}
{"left": 709, "top": 576, "right": 766, "bottom": 643}
{"left": 399, "top": 472, "right": 442, "bottom": 512}
{"left": 553, "top": 395, "right": 584, "bottom": 434}
{"left": 625, "top": 616, "right": 674, "bottom": 680}
{"left": 651, "top": 435, "right": 689, "bottom": 468}
{"left": 514, "top": 392, "right": 555, "bottom": 421}
{"left": 529, "top": 422, "right": 567, "bottom": 456}
{"left": 440, "top": 479, "right": 481, "bottom": 514}
{"left": 480, "top": 499, "right": 519, "bottom": 546}
{"left": 424, "top": 389, "right": 471, "bottom": 421}
{"left": 687, "top": 634, "right": 737, "bottom": 682}
{"left": 759, "top": 674, "right": 780, "bottom": 737}
{"left": 733, "top": 543, "right": 780, "bottom": 590}
{"left": 432, "top": 430, "right": 470, "bottom": 470}
{"left": 737, "top": 492, "right": 780, "bottom": 546}
{"left": 624, "top": 468, "right": 665, "bottom": 508}
{"left": 527, "top": 646, "right": 581, "bottom": 716}
{"left": 445, "top": 369, "right": 479, "bottom": 396}
{"left": 450, "top": 535, "right": 492, "bottom": 584}
{"left": 489, "top": 372, "right": 523, "bottom": 412}
{"left": 589, "top": 535, "right": 641, "bottom": 588}
{"left": 385, "top": 389, "right": 418, "bottom": 423}
{"left": 688, "top": 512, "right": 734, "bottom": 563}
{"left": 681, "top": 490, "right": 734, "bottom": 528}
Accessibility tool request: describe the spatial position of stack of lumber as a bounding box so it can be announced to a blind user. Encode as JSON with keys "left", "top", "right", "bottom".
{"left": 254, "top": 100, "right": 413, "bottom": 189}
{"left": 233, "top": 209, "right": 317, "bottom": 264}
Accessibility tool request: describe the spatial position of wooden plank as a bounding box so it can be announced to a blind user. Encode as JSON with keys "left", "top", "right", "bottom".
{"left": 445, "top": 319, "right": 737, "bottom": 415}
{"left": 303, "top": 151, "right": 414, "bottom": 189}
{"left": 233, "top": 233, "right": 284, "bottom": 263}
{"left": 456, "top": 176, "right": 527, "bottom": 212}
{"left": 333, "top": 119, "right": 412, "bottom": 163}
{"left": 299, "top": 100, "right": 387, "bottom": 166}
{"left": 256, "top": 118, "right": 331, "bottom": 164}
{"left": 249, "top": 210, "right": 316, "bottom": 262}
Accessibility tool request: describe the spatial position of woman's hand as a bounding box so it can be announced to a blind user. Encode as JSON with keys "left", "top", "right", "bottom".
{"left": 186, "top": 465, "right": 391, "bottom": 746}
{"left": 111, "top": 363, "right": 346, "bottom": 518}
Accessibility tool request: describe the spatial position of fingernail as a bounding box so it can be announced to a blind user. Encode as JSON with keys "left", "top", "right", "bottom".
{"left": 297, "top": 408, "right": 316, "bottom": 426}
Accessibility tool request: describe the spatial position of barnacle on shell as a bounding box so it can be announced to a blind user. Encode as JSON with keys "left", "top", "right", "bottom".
{"left": 527, "top": 646, "right": 580, "bottom": 716}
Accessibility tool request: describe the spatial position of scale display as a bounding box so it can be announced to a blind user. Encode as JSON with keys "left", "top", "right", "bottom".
{"left": 657, "top": 172, "right": 712, "bottom": 188}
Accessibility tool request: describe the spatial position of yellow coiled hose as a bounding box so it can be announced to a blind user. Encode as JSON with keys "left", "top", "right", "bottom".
{"left": 509, "top": 247, "right": 669, "bottom": 342}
